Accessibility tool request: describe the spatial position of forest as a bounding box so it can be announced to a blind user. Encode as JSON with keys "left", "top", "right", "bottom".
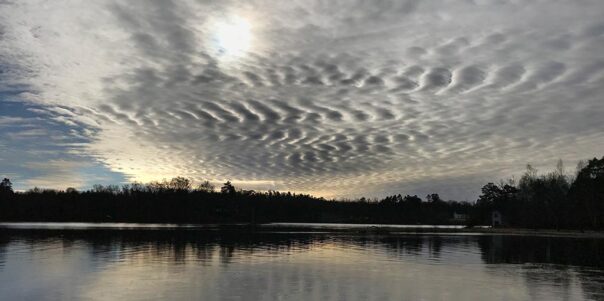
{"left": 1, "top": 156, "right": 602, "bottom": 229}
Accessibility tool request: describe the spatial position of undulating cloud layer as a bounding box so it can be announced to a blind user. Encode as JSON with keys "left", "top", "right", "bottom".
{"left": 1, "top": 0, "right": 604, "bottom": 199}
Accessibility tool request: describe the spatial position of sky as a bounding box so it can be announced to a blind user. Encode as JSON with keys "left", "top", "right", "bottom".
{"left": 1, "top": 0, "right": 603, "bottom": 200}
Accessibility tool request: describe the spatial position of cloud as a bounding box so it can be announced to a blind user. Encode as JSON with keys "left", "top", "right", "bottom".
{"left": 1, "top": 0, "right": 604, "bottom": 199}
{"left": 0, "top": 116, "right": 28, "bottom": 125}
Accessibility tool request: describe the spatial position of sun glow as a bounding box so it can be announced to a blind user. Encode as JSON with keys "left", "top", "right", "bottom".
{"left": 212, "top": 17, "right": 252, "bottom": 59}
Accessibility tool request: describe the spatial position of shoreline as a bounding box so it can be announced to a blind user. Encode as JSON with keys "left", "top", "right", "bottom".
{"left": 1, "top": 222, "right": 604, "bottom": 238}
{"left": 458, "top": 227, "right": 604, "bottom": 238}
{"left": 256, "top": 224, "right": 604, "bottom": 238}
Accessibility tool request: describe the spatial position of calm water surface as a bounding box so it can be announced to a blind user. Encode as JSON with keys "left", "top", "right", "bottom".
{"left": 1, "top": 223, "right": 603, "bottom": 301}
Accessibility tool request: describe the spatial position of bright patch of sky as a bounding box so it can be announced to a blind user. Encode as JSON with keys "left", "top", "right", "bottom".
{"left": 0, "top": 95, "right": 126, "bottom": 190}
{"left": 1, "top": 0, "right": 603, "bottom": 199}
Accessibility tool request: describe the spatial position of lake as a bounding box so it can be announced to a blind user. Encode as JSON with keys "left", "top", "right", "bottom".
{"left": 1, "top": 223, "right": 603, "bottom": 301}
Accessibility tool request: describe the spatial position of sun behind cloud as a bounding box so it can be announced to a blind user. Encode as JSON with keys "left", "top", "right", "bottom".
{"left": 210, "top": 16, "right": 253, "bottom": 60}
{"left": 1, "top": 1, "right": 604, "bottom": 199}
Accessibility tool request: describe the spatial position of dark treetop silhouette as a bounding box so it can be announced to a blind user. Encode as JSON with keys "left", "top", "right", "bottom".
{"left": 1, "top": 156, "right": 603, "bottom": 229}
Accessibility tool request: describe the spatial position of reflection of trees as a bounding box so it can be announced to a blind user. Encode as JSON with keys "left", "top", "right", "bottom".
{"left": 522, "top": 266, "right": 574, "bottom": 301}
{"left": 0, "top": 229, "right": 333, "bottom": 265}
{"left": 377, "top": 236, "right": 425, "bottom": 257}
{"left": 477, "top": 235, "right": 604, "bottom": 267}
{"left": 2, "top": 229, "right": 604, "bottom": 300}
{"left": 219, "top": 245, "right": 235, "bottom": 265}
{"left": 478, "top": 235, "right": 604, "bottom": 301}
{"left": 428, "top": 237, "right": 442, "bottom": 258}
{"left": 0, "top": 234, "right": 8, "bottom": 270}
{"left": 354, "top": 235, "right": 477, "bottom": 261}
{"left": 576, "top": 270, "right": 604, "bottom": 301}
{"left": 0, "top": 230, "right": 468, "bottom": 265}
{"left": 3, "top": 230, "right": 602, "bottom": 268}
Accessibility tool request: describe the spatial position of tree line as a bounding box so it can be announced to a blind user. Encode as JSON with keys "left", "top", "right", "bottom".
{"left": 473, "top": 157, "right": 604, "bottom": 229}
{"left": 0, "top": 156, "right": 602, "bottom": 229}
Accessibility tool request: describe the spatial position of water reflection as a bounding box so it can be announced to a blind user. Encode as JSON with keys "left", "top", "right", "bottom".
{"left": 0, "top": 228, "right": 603, "bottom": 300}
{"left": 478, "top": 235, "right": 604, "bottom": 267}
{"left": 478, "top": 235, "right": 604, "bottom": 301}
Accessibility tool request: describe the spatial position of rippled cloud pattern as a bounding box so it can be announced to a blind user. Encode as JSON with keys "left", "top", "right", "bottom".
{"left": 1, "top": 0, "right": 603, "bottom": 198}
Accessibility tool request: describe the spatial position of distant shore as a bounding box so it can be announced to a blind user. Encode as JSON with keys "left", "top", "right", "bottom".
{"left": 457, "top": 227, "right": 604, "bottom": 238}
{"left": 2, "top": 222, "right": 603, "bottom": 238}
{"left": 254, "top": 223, "right": 604, "bottom": 238}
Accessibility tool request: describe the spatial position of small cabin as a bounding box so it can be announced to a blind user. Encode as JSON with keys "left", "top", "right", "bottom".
{"left": 491, "top": 210, "right": 503, "bottom": 227}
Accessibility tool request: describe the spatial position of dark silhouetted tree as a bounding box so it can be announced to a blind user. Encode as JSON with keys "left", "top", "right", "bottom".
{"left": 221, "top": 181, "right": 236, "bottom": 194}
{"left": 66, "top": 187, "right": 78, "bottom": 194}
{"left": 474, "top": 181, "right": 519, "bottom": 226}
{"left": 0, "top": 178, "right": 14, "bottom": 195}
{"left": 1, "top": 156, "right": 603, "bottom": 228}
{"left": 169, "top": 177, "right": 191, "bottom": 191}
{"left": 426, "top": 193, "right": 443, "bottom": 203}
{"left": 403, "top": 195, "right": 422, "bottom": 206}
{"left": 197, "top": 180, "right": 215, "bottom": 193}
{"left": 569, "top": 156, "right": 604, "bottom": 229}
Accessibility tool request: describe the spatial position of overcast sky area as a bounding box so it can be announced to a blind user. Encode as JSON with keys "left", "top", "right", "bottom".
{"left": 1, "top": 0, "right": 603, "bottom": 200}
